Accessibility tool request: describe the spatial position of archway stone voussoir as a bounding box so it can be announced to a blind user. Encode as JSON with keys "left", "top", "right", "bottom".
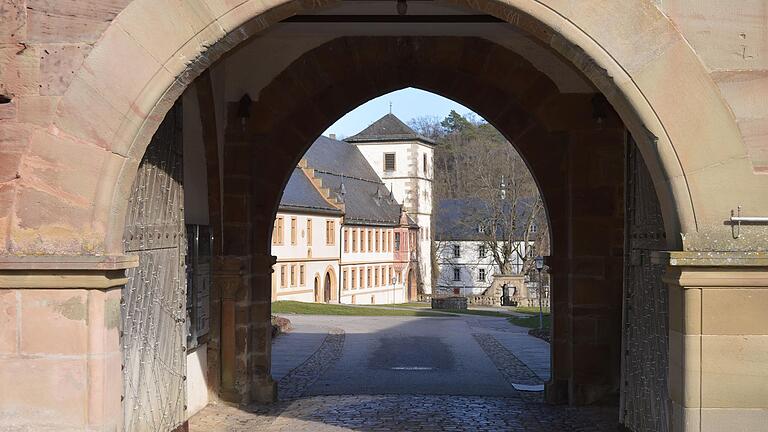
{"left": 633, "top": 39, "right": 748, "bottom": 174}
{"left": 116, "top": 0, "right": 223, "bottom": 67}
{"left": 54, "top": 75, "right": 125, "bottom": 152}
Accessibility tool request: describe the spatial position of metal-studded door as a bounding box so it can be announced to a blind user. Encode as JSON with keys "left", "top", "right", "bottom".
{"left": 619, "top": 136, "right": 669, "bottom": 432}
{"left": 121, "top": 103, "right": 187, "bottom": 432}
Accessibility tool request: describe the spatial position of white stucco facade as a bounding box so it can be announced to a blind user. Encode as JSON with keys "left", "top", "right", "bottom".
{"left": 339, "top": 225, "right": 408, "bottom": 305}
{"left": 435, "top": 240, "right": 527, "bottom": 296}
{"left": 271, "top": 211, "right": 342, "bottom": 303}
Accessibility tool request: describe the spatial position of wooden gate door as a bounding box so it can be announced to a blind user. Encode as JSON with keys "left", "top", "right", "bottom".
{"left": 121, "top": 104, "right": 187, "bottom": 432}
{"left": 620, "top": 136, "right": 669, "bottom": 432}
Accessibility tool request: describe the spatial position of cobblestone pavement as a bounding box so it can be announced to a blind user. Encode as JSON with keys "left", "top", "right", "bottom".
{"left": 190, "top": 394, "right": 620, "bottom": 432}
{"left": 278, "top": 328, "right": 345, "bottom": 400}
{"left": 472, "top": 333, "right": 542, "bottom": 386}
{"left": 191, "top": 315, "right": 620, "bottom": 431}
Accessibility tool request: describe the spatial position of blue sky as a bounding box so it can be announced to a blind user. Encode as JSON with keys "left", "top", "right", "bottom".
{"left": 323, "top": 88, "right": 478, "bottom": 139}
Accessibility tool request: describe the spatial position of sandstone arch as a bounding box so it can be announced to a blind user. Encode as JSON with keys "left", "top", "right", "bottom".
{"left": 5, "top": 0, "right": 764, "bottom": 256}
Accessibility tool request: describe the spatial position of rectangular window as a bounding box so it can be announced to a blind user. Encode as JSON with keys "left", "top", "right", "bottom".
{"left": 453, "top": 244, "right": 461, "bottom": 258}
{"left": 394, "top": 232, "right": 401, "bottom": 251}
{"left": 423, "top": 153, "right": 428, "bottom": 175}
{"left": 273, "top": 217, "right": 284, "bottom": 245}
{"left": 280, "top": 265, "right": 287, "bottom": 287}
{"left": 361, "top": 229, "right": 366, "bottom": 252}
{"left": 290, "top": 265, "right": 296, "bottom": 286}
{"left": 343, "top": 228, "right": 349, "bottom": 253}
{"left": 384, "top": 153, "right": 396, "bottom": 171}
{"left": 352, "top": 229, "right": 358, "bottom": 252}
{"left": 385, "top": 266, "right": 390, "bottom": 285}
{"left": 375, "top": 267, "right": 380, "bottom": 286}
{"left": 478, "top": 268, "right": 486, "bottom": 282}
{"left": 343, "top": 269, "right": 348, "bottom": 290}
{"left": 367, "top": 268, "right": 372, "bottom": 288}
{"left": 478, "top": 245, "right": 486, "bottom": 258}
{"left": 453, "top": 267, "right": 461, "bottom": 281}
{"left": 290, "top": 217, "right": 297, "bottom": 245}
{"left": 351, "top": 269, "right": 357, "bottom": 289}
{"left": 306, "top": 219, "right": 312, "bottom": 246}
{"left": 359, "top": 267, "right": 364, "bottom": 288}
{"left": 368, "top": 230, "right": 373, "bottom": 251}
{"left": 376, "top": 230, "right": 381, "bottom": 252}
{"left": 326, "top": 220, "right": 335, "bottom": 245}
{"left": 388, "top": 231, "right": 393, "bottom": 252}
{"left": 300, "top": 264, "right": 305, "bottom": 286}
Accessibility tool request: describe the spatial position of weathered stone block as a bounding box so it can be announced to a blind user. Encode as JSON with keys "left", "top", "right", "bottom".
{"left": 20, "top": 289, "right": 88, "bottom": 355}
{"left": 25, "top": 0, "right": 130, "bottom": 43}
{"left": 0, "top": 357, "right": 88, "bottom": 428}
{"left": 39, "top": 44, "right": 91, "bottom": 96}
{"left": 17, "top": 95, "right": 58, "bottom": 126}
{"left": 0, "top": 289, "right": 17, "bottom": 354}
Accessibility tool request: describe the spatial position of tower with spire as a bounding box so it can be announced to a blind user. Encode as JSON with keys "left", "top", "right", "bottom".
{"left": 346, "top": 113, "right": 435, "bottom": 294}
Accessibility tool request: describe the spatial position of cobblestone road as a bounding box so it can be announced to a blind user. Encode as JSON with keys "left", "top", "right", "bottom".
{"left": 191, "top": 315, "right": 620, "bottom": 431}
{"left": 190, "top": 395, "right": 619, "bottom": 431}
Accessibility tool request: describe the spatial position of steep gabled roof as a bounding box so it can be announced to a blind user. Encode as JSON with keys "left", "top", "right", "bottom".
{"left": 345, "top": 113, "right": 435, "bottom": 145}
{"left": 435, "top": 198, "right": 534, "bottom": 241}
{"left": 279, "top": 167, "right": 343, "bottom": 215}
{"left": 302, "top": 136, "right": 403, "bottom": 226}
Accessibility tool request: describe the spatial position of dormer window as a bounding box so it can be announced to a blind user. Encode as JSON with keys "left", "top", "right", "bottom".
{"left": 384, "top": 153, "right": 396, "bottom": 171}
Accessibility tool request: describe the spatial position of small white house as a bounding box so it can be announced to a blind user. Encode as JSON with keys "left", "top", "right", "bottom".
{"left": 434, "top": 198, "right": 529, "bottom": 297}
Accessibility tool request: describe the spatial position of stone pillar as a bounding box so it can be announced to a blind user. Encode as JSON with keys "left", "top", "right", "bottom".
{"left": 0, "top": 256, "right": 137, "bottom": 431}
{"left": 661, "top": 252, "right": 768, "bottom": 432}
{"left": 248, "top": 253, "right": 277, "bottom": 403}
{"left": 215, "top": 255, "right": 248, "bottom": 403}
{"left": 545, "top": 124, "right": 625, "bottom": 405}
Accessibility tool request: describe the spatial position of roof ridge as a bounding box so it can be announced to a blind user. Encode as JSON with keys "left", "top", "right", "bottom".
{"left": 345, "top": 113, "right": 435, "bottom": 144}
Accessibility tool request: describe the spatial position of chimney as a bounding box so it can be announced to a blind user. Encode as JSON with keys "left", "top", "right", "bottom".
{"left": 329, "top": 133, "right": 336, "bottom": 140}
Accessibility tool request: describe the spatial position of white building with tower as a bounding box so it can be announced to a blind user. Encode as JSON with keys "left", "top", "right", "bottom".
{"left": 346, "top": 113, "right": 435, "bottom": 294}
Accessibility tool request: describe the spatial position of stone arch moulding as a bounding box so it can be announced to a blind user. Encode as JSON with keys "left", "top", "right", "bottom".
{"left": 33, "top": 0, "right": 761, "bottom": 256}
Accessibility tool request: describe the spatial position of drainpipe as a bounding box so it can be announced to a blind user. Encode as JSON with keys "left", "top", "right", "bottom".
{"left": 338, "top": 223, "right": 343, "bottom": 304}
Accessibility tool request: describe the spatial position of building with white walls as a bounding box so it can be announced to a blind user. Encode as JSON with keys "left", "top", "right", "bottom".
{"left": 434, "top": 198, "right": 530, "bottom": 297}
{"left": 271, "top": 166, "right": 344, "bottom": 303}
{"left": 271, "top": 136, "right": 420, "bottom": 305}
{"left": 346, "top": 114, "right": 435, "bottom": 294}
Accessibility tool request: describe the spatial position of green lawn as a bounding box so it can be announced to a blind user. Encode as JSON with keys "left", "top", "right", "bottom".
{"left": 272, "top": 301, "right": 451, "bottom": 317}
{"left": 436, "top": 309, "right": 512, "bottom": 318}
{"left": 511, "top": 306, "right": 551, "bottom": 315}
{"left": 507, "top": 313, "right": 551, "bottom": 329}
{"left": 383, "top": 302, "right": 431, "bottom": 308}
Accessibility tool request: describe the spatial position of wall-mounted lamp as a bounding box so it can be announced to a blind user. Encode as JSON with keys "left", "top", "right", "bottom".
{"left": 591, "top": 94, "right": 609, "bottom": 125}
{"left": 396, "top": 0, "right": 407, "bottom": 16}
{"left": 237, "top": 93, "right": 252, "bottom": 126}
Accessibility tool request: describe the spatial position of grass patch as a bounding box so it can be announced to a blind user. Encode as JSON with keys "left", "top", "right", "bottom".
{"left": 272, "top": 301, "right": 451, "bottom": 317}
{"left": 511, "top": 306, "right": 550, "bottom": 315}
{"left": 508, "top": 313, "right": 551, "bottom": 329}
{"left": 380, "top": 302, "right": 431, "bottom": 308}
{"left": 437, "top": 309, "right": 511, "bottom": 318}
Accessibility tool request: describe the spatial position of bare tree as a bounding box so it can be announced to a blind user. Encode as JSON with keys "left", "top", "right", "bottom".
{"left": 426, "top": 112, "right": 549, "bottom": 278}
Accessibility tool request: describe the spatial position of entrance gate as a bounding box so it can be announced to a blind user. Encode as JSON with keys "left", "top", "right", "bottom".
{"left": 620, "top": 137, "right": 670, "bottom": 431}
{"left": 121, "top": 104, "right": 187, "bottom": 432}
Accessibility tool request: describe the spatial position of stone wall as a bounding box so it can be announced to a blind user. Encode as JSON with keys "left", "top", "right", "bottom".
{"left": 431, "top": 296, "right": 467, "bottom": 310}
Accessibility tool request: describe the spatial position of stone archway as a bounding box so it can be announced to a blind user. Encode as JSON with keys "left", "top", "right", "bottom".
{"left": 22, "top": 0, "right": 766, "bottom": 257}
{"left": 2, "top": 1, "right": 768, "bottom": 432}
